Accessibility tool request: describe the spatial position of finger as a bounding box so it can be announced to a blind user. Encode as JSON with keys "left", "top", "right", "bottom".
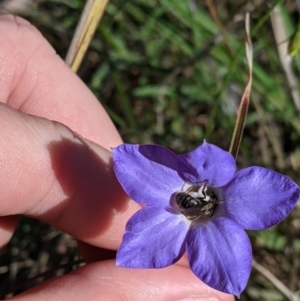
{"left": 0, "top": 15, "right": 125, "bottom": 247}
{"left": 0, "top": 14, "right": 122, "bottom": 149}
{"left": 0, "top": 216, "right": 19, "bottom": 248}
{"left": 77, "top": 241, "right": 117, "bottom": 262}
{"left": 78, "top": 238, "right": 189, "bottom": 268}
{"left": 0, "top": 104, "right": 138, "bottom": 250}
{"left": 10, "top": 261, "right": 234, "bottom": 301}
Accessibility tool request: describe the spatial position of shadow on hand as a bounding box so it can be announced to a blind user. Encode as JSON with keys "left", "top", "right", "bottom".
{"left": 41, "top": 137, "right": 130, "bottom": 248}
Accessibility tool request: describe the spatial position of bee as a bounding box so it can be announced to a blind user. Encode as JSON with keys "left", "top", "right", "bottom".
{"left": 175, "top": 184, "right": 219, "bottom": 220}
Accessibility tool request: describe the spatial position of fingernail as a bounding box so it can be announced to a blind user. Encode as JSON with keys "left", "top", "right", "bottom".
{"left": 0, "top": 14, "right": 30, "bottom": 25}
{"left": 0, "top": 14, "right": 15, "bottom": 22}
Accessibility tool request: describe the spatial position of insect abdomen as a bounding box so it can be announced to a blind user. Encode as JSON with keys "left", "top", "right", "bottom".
{"left": 176, "top": 193, "right": 202, "bottom": 209}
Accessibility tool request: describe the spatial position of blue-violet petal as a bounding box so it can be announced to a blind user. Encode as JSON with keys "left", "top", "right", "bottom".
{"left": 223, "top": 167, "right": 300, "bottom": 230}
{"left": 177, "top": 141, "right": 236, "bottom": 187}
{"left": 186, "top": 217, "right": 252, "bottom": 297}
{"left": 116, "top": 206, "right": 190, "bottom": 268}
{"left": 113, "top": 144, "right": 184, "bottom": 206}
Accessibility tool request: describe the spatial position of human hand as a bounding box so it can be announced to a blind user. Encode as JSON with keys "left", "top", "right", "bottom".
{"left": 0, "top": 15, "right": 233, "bottom": 301}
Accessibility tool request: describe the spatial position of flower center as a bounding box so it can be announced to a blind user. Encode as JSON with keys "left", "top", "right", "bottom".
{"left": 175, "top": 182, "right": 219, "bottom": 221}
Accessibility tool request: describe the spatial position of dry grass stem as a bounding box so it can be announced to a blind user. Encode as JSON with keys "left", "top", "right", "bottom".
{"left": 229, "top": 13, "right": 253, "bottom": 158}
{"left": 252, "top": 259, "right": 300, "bottom": 301}
{"left": 270, "top": 5, "right": 300, "bottom": 113}
{"left": 65, "top": 0, "right": 109, "bottom": 72}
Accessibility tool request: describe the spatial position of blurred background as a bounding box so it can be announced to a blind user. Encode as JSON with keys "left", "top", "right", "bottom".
{"left": 0, "top": 0, "right": 300, "bottom": 300}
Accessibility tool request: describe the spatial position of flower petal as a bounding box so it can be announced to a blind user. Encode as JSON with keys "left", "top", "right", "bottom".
{"left": 222, "top": 167, "right": 300, "bottom": 230}
{"left": 113, "top": 144, "right": 184, "bottom": 206}
{"left": 177, "top": 141, "right": 236, "bottom": 187}
{"left": 116, "top": 206, "right": 190, "bottom": 268}
{"left": 186, "top": 217, "right": 252, "bottom": 296}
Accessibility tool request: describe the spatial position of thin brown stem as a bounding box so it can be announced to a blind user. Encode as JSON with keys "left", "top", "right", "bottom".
{"left": 65, "top": 0, "right": 110, "bottom": 73}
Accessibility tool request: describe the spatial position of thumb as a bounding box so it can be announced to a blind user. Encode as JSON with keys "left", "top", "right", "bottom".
{"left": 0, "top": 103, "right": 139, "bottom": 249}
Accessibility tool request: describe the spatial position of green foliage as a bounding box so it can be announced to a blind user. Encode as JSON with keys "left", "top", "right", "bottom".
{"left": 288, "top": 24, "right": 300, "bottom": 56}
{"left": 2, "top": 0, "right": 300, "bottom": 300}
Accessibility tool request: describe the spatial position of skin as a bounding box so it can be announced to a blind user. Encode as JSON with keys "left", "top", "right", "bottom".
{"left": 0, "top": 15, "right": 234, "bottom": 301}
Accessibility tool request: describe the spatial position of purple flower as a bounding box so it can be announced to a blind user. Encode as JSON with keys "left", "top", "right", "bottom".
{"left": 112, "top": 141, "right": 300, "bottom": 296}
